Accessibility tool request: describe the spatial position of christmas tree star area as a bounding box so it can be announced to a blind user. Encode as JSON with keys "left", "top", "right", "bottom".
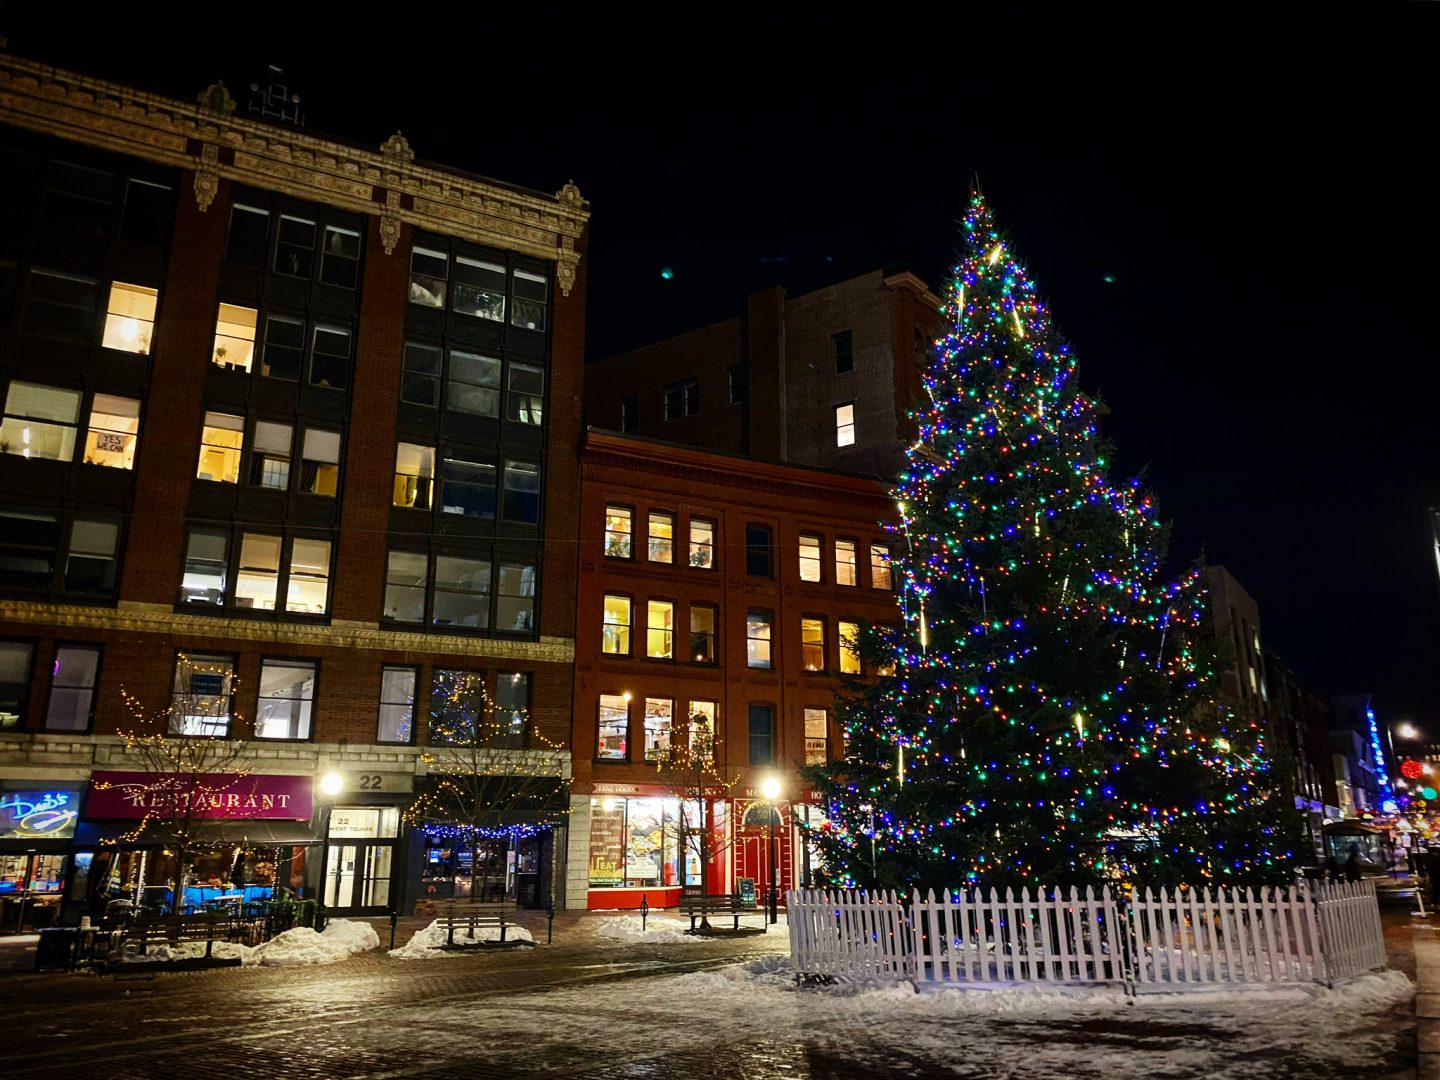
{"left": 805, "top": 190, "right": 1305, "bottom": 893}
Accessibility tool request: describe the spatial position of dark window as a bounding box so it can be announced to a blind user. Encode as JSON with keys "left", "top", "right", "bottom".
{"left": 0, "top": 511, "right": 59, "bottom": 591}
{"left": 22, "top": 269, "right": 98, "bottom": 344}
{"left": 64, "top": 519, "right": 119, "bottom": 595}
{"left": 503, "top": 461, "right": 541, "bottom": 524}
{"left": 43, "top": 161, "right": 116, "bottom": 234}
{"left": 433, "top": 555, "right": 491, "bottom": 629}
{"left": 120, "top": 179, "right": 175, "bottom": 245}
{"left": 227, "top": 204, "right": 270, "bottom": 267}
{"left": 310, "top": 325, "right": 351, "bottom": 389}
{"left": 745, "top": 524, "right": 772, "bottom": 577}
{"left": 690, "top": 604, "right": 717, "bottom": 664}
{"left": 261, "top": 316, "right": 305, "bottom": 381}
{"left": 274, "top": 214, "right": 317, "bottom": 278}
{"left": 506, "top": 363, "right": 544, "bottom": 425}
{"left": 834, "top": 330, "right": 854, "bottom": 373}
{"left": 619, "top": 394, "right": 638, "bottom": 433}
{"left": 452, "top": 256, "right": 506, "bottom": 321}
{"left": 728, "top": 364, "right": 748, "bottom": 404}
{"left": 384, "top": 550, "right": 427, "bottom": 623}
{"left": 0, "top": 148, "right": 39, "bottom": 215}
{"left": 494, "top": 672, "right": 530, "bottom": 745}
{"left": 0, "top": 641, "right": 34, "bottom": 730}
{"left": 45, "top": 645, "right": 101, "bottom": 732}
{"left": 662, "top": 378, "right": 699, "bottom": 420}
{"left": 447, "top": 350, "right": 501, "bottom": 417}
{"left": 663, "top": 383, "right": 682, "bottom": 421}
{"left": 319, "top": 225, "right": 361, "bottom": 288}
{"left": 0, "top": 259, "right": 16, "bottom": 330}
{"left": 378, "top": 665, "right": 418, "bottom": 743}
{"left": 402, "top": 342, "right": 441, "bottom": 406}
{"left": 748, "top": 704, "right": 774, "bottom": 765}
{"left": 440, "top": 457, "right": 496, "bottom": 519}
{"left": 684, "top": 379, "right": 700, "bottom": 416}
{"left": 511, "top": 270, "right": 547, "bottom": 331}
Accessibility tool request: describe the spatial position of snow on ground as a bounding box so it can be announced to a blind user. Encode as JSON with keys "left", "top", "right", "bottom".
{"left": 113, "top": 919, "right": 378, "bottom": 968}
{"left": 389, "top": 917, "right": 534, "bottom": 960}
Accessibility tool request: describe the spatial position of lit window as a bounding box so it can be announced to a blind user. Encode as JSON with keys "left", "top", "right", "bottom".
{"left": 212, "top": 303, "right": 258, "bottom": 372}
{"left": 452, "top": 256, "right": 506, "bottom": 321}
{"left": 496, "top": 563, "right": 535, "bottom": 631}
{"left": 45, "top": 645, "right": 100, "bottom": 732}
{"left": 598, "top": 694, "right": 629, "bottom": 760}
{"left": 83, "top": 394, "right": 139, "bottom": 469}
{"left": 274, "top": 214, "right": 316, "bottom": 278}
{"left": 300, "top": 429, "right": 340, "bottom": 496}
{"left": 688, "top": 701, "right": 717, "bottom": 763}
{"left": 235, "top": 533, "right": 282, "bottom": 610}
{"left": 507, "top": 362, "right": 544, "bottom": 424}
{"left": 384, "top": 550, "right": 427, "bottom": 623}
{"left": 690, "top": 604, "right": 717, "bottom": 663}
{"left": 433, "top": 556, "right": 491, "bottom": 629}
{"left": 604, "top": 506, "right": 633, "bottom": 559}
{"left": 647, "top": 600, "right": 674, "bottom": 659}
{"left": 285, "top": 538, "right": 332, "bottom": 614}
{"left": 256, "top": 659, "right": 316, "bottom": 740}
{"left": 871, "top": 544, "right": 892, "bottom": 590}
{"left": 503, "top": 461, "right": 541, "bottom": 523}
{"left": 805, "top": 708, "right": 828, "bottom": 765}
{"left": 746, "top": 609, "right": 772, "bottom": 669}
{"left": 689, "top": 518, "right": 715, "bottom": 569}
{"left": 64, "top": 519, "right": 118, "bottom": 595}
{"left": 197, "top": 412, "right": 243, "bottom": 483}
{"left": 378, "top": 666, "right": 417, "bottom": 743}
{"left": 409, "top": 246, "right": 448, "bottom": 307}
{"left": 250, "top": 421, "right": 293, "bottom": 490}
{"left": 644, "top": 698, "right": 673, "bottom": 761}
{"left": 839, "top": 620, "right": 862, "bottom": 674}
{"left": 835, "top": 402, "right": 855, "bottom": 447}
{"left": 227, "top": 204, "right": 269, "bottom": 267}
{"left": 748, "top": 704, "right": 774, "bottom": 766}
{"left": 603, "top": 595, "right": 632, "bottom": 655}
{"left": 261, "top": 315, "right": 304, "bottom": 380}
{"left": 1, "top": 382, "right": 80, "bottom": 462}
{"left": 320, "top": 225, "right": 361, "bottom": 289}
{"left": 169, "top": 654, "right": 234, "bottom": 737}
{"left": 180, "top": 527, "right": 228, "bottom": 606}
{"left": 648, "top": 512, "right": 674, "bottom": 563}
{"left": 447, "top": 350, "right": 501, "bottom": 416}
{"left": 310, "top": 325, "right": 351, "bottom": 389}
{"left": 440, "top": 457, "right": 496, "bottom": 518}
{"left": 512, "top": 269, "right": 547, "bottom": 330}
{"left": 799, "top": 533, "right": 822, "bottom": 582}
{"left": 100, "top": 282, "right": 157, "bottom": 354}
{"left": 393, "top": 443, "right": 436, "bottom": 509}
{"left": 402, "top": 341, "right": 441, "bottom": 406}
{"left": 0, "top": 642, "right": 34, "bottom": 730}
{"left": 801, "top": 618, "right": 826, "bottom": 672}
{"left": 836, "top": 539, "right": 858, "bottom": 586}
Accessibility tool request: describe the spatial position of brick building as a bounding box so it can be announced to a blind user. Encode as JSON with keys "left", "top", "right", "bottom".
{"left": 0, "top": 50, "right": 589, "bottom": 925}
{"left": 566, "top": 431, "right": 899, "bottom": 909}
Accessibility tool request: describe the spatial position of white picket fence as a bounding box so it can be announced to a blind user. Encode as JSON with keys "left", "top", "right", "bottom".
{"left": 787, "top": 880, "right": 1386, "bottom": 990}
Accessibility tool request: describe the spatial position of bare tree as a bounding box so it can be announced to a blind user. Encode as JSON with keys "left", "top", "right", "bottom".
{"left": 405, "top": 671, "right": 569, "bottom": 903}
{"left": 651, "top": 709, "right": 741, "bottom": 904}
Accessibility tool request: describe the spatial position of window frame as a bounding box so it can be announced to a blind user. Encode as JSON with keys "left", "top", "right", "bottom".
{"left": 643, "top": 696, "right": 674, "bottom": 762}
{"left": 800, "top": 616, "right": 827, "bottom": 673}
{"left": 377, "top": 664, "right": 419, "bottom": 745}
{"left": 835, "top": 401, "right": 856, "bottom": 447}
{"left": 689, "top": 602, "right": 718, "bottom": 665}
{"left": 870, "top": 543, "right": 893, "bottom": 590}
{"left": 0, "top": 639, "right": 37, "bottom": 732}
{"left": 688, "top": 517, "right": 715, "bottom": 570}
{"left": 602, "top": 593, "right": 633, "bottom": 657}
{"left": 798, "top": 532, "right": 823, "bottom": 583}
{"left": 604, "top": 505, "right": 635, "bottom": 560}
{"left": 833, "top": 329, "right": 854, "bottom": 374}
{"left": 839, "top": 619, "right": 863, "bottom": 675}
{"left": 597, "top": 693, "right": 630, "bottom": 762}
{"left": 804, "top": 707, "right": 829, "bottom": 765}
{"left": 168, "top": 652, "right": 237, "bottom": 738}
{"left": 254, "top": 657, "right": 319, "bottom": 742}
{"left": 744, "top": 523, "right": 772, "bottom": 578}
{"left": 646, "top": 598, "right": 675, "bottom": 660}
{"left": 746, "top": 608, "right": 773, "bottom": 670}
{"left": 835, "top": 538, "right": 859, "bottom": 587}
{"left": 748, "top": 703, "right": 775, "bottom": 766}
{"left": 647, "top": 510, "right": 675, "bottom": 564}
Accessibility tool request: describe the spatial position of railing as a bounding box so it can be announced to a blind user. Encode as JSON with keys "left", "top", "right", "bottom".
{"left": 787, "top": 880, "right": 1387, "bottom": 990}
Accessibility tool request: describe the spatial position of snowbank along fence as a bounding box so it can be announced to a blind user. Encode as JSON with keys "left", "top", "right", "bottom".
{"left": 786, "top": 879, "right": 1385, "bottom": 990}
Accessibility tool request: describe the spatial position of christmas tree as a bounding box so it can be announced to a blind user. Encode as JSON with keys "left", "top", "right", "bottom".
{"left": 805, "top": 191, "right": 1301, "bottom": 893}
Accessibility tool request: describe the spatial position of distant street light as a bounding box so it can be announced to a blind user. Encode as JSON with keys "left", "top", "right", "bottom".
{"left": 1398, "top": 723, "right": 1420, "bottom": 741}
{"left": 761, "top": 776, "right": 782, "bottom": 924}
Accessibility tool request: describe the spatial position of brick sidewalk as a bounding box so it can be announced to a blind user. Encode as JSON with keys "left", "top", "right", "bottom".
{"left": 1417, "top": 917, "right": 1440, "bottom": 1080}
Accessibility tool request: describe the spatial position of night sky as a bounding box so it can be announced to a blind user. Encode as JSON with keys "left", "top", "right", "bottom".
{"left": 7, "top": 15, "right": 1436, "bottom": 725}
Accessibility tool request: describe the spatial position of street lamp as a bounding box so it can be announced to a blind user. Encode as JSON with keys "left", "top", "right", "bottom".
{"left": 760, "top": 776, "right": 782, "bottom": 924}
{"left": 858, "top": 803, "right": 877, "bottom": 886}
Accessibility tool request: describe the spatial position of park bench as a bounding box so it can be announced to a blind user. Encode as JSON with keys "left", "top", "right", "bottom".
{"left": 436, "top": 901, "right": 524, "bottom": 948}
{"left": 678, "top": 893, "right": 762, "bottom": 933}
{"left": 122, "top": 914, "right": 235, "bottom": 958}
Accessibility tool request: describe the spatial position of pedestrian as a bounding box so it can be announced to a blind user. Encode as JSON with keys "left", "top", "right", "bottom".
{"left": 1325, "top": 854, "right": 1341, "bottom": 884}
{"left": 1345, "top": 842, "right": 1362, "bottom": 883}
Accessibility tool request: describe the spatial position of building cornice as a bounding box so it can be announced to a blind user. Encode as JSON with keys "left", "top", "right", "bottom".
{"left": 0, "top": 50, "right": 589, "bottom": 294}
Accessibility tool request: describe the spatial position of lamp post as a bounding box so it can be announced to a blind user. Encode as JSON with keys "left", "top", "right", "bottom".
{"left": 858, "top": 803, "right": 877, "bottom": 887}
{"left": 319, "top": 771, "right": 343, "bottom": 907}
{"left": 760, "top": 776, "right": 781, "bottom": 924}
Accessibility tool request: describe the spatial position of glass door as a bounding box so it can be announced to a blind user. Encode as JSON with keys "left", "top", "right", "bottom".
{"left": 324, "top": 844, "right": 357, "bottom": 910}
{"left": 324, "top": 842, "right": 395, "bottom": 914}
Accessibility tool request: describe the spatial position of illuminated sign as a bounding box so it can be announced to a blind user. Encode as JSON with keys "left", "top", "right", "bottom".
{"left": 0, "top": 790, "right": 79, "bottom": 839}
{"left": 86, "top": 772, "right": 312, "bottom": 820}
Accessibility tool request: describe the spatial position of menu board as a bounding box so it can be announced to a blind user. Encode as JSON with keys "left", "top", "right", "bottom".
{"left": 588, "top": 803, "right": 625, "bottom": 886}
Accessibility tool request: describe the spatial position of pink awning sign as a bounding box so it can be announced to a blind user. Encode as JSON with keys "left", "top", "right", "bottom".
{"left": 86, "top": 771, "right": 313, "bottom": 820}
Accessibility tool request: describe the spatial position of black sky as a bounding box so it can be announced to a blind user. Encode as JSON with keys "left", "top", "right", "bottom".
{"left": 6, "top": 13, "right": 1436, "bottom": 724}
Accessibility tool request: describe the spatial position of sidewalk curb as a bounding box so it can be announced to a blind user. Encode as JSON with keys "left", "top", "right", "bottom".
{"left": 1415, "top": 919, "right": 1439, "bottom": 1080}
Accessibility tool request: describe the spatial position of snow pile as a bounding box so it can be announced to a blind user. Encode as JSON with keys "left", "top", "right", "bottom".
{"left": 389, "top": 917, "right": 534, "bottom": 960}
{"left": 112, "top": 919, "right": 378, "bottom": 967}
{"left": 592, "top": 913, "right": 698, "bottom": 944}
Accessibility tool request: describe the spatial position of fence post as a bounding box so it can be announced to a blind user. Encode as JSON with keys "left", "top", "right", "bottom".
{"left": 1115, "top": 886, "right": 1137, "bottom": 1002}
{"left": 1311, "top": 882, "right": 1333, "bottom": 989}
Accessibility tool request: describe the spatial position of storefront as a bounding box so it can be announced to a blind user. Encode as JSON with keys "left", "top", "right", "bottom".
{"left": 583, "top": 783, "right": 725, "bottom": 909}
{"left": 1, "top": 782, "right": 82, "bottom": 933}
{"left": 417, "top": 824, "right": 557, "bottom": 909}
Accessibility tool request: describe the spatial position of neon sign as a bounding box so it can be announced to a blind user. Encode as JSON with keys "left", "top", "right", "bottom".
{"left": 0, "top": 791, "right": 79, "bottom": 839}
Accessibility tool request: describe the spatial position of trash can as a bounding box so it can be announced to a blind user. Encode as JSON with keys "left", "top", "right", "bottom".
{"left": 34, "top": 926, "right": 79, "bottom": 971}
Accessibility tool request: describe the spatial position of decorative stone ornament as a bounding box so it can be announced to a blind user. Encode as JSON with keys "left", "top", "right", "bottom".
{"left": 197, "top": 81, "right": 236, "bottom": 115}
{"left": 380, "top": 131, "right": 415, "bottom": 164}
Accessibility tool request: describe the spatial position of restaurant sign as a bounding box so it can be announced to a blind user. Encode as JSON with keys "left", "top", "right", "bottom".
{"left": 86, "top": 772, "right": 312, "bottom": 820}
{"left": 0, "top": 790, "right": 79, "bottom": 839}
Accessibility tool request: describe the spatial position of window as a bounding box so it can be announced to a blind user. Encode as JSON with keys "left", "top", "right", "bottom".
{"left": 644, "top": 698, "right": 673, "bottom": 761}
{"left": 197, "top": 412, "right": 244, "bottom": 483}
{"left": 496, "top": 672, "right": 530, "bottom": 744}
{"left": 235, "top": 533, "right": 282, "bottom": 610}
{"left": 452, "top": 256, "right": 505, "bottom": 321}
{"left": 503, "top": 461, "right": 541, "bottom": 523}
{"left": 748, "top": 704, "right": 774, "bottom": 766}
{"left": 83, "top": 394, "right": 139, "bottom": 469}
{"left": 44, "top": 161, "right": 115, "bottom": 233}
{"left": 261, "top": 315, "right": 304, "bottom": 380}
{"left": 801, "top": 618, "right": 826, "bottom": 672}
{"left": 0, "top": 512, "right": 58, "bottom": 590}
{"left": 798, "top": 533, "right": 822, "bottom": 583}
{"left": 804, "top": 708, "right": 828, "bottom": 765}
{"left": 602, "top": 595, "right": 631, "bottom": 655}
{"left": 688, "top": 701, "right": 717, "bottom": 762}
{"left": 100, "top": 282, "right": 158, "bottom": 354}
{"left": 871, "top": 544, "right": 893, "bottom": 590}
{"left": 1, "top": 382, "right": 80, "bottom": 462}
{"left": 120, "top": 178, "right": 173, "bottom": 245}
{"left": 647, "top": 600, "right": 674, "bottom": 659}
{"left": 402, "top": 342, "right": 441, "bottom": 406}
{"left": 447, "top": 350, "right": 501, "bottom": 416}
{"left": 274, "top": 214, "right": 317, "bottom": 278}
{"left": 728, "top": 364, "right": 748, "bottom": 404}
{"left": 0, "top": 642, "right": 34, "bottom": 730}
{"left": 64, "top": 519, "right": 119, "bottom": 595}
{"left": 255, "top": 659, "right": 316, "bottom": 740}
{"left": 310, "top": 325, "right": 351, "bottom": 389}
{"left": 394, "top": 443, "right": 435, "bottom": 509}
{"left": 839, "top": 620, "right": 862, "bottom": 674}
{"left": 598, "top": 694, "right": 629, "bottom": 760}
{"left": 684, "top": 379, "right": 700, "bottom": 415}
{"left": 433, "top": 555, "right": 491, "bottom": 628}
{"left": 378, "top": 666, "right": 417, "bottom": 743}
{"left": 507, "top": 362, "right": 544, "bottom": 425}
{"left": 300, "top": 429, "right": 341, "bottom": 496}
{"left": 512, "top": 269, "right": 547, "bottom": 330}
{"left": 648, "top": 512, "right": 674, "bottom": 563}
{"left": 835, "top": 402, "right": 856, "bottom": 447}
{"left": 384, "top": 550, "right": 427, "bottom": 622}
{"left": 689, "top": 604, "right": 717, "bottom": 664}
{"left": 250, "top": 421, "right": 293, "bottom": 490}
{"left": 409, "top": 246, "right": 448, "bottom": 307}
{"left": 745, "top": 524, "right": 772, "bottom": 577}
{"left": 619, "top": 394, "right": 638, "bottom": 433}
{"left": 496, "top": 563, "right": 535, "bottom": 631}
{"left": 663, "top": 378, "right": 699, "bottom": 420}
{"left": 604, "top": 506, "right": 633, "bottom": 559}
{"left": 320, "top": 225, "right": 361, "bottom": 289}
{"left": 169, "top": 654, "right": 235, "bottom": 737}
{"left": 689, "top": 518, "right": 715, "bottom": 569}
{"left": 833, "top": 330, "right": 854, "bottom": 374}
{"left": 180, "top": 527, "right": 228, "bottom": 606}
{"left": 44, "top": 645, "right": 99, "bottom": 732}
{"left": 836, "top": 539, "right": 858, "bottom": 586}
{"left": 227, "top": 204, "right": 270, "bottom": 267}
{"left": 285, "top": 538, "right": 332, "bottom": 614}
{"left": 22, "top": 269, "right": 98, "bottom": 343}
{"left": 746, "top": 609, "right": 773, "bottom": 669}
{"left": 440, "top": 457, "right": 496, "bottom": 518}
{"left": 213, "top": 304, "right": 258, "bottom": 372}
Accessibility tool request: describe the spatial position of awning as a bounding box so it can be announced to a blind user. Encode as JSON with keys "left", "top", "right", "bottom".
{"left": 74, "top": 819, "right": 320, "bottom": 848}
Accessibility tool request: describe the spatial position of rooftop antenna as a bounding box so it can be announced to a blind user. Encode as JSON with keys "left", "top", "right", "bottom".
{"left": 248, "top": 65, "right": 305, "bottom": 127}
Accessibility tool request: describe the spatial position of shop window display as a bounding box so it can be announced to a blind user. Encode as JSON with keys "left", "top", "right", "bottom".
{"left": 586, "top": 796, "right": 705, "bottom": 889}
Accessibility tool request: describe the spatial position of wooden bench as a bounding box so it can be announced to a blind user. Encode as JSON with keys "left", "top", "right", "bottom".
{"left": 124, "top": 914, "right": 233, "bottom": 958}
{"left": 436, "top": 901, "right": 523, "bottom": 948}
{"left": 678, "top": 893, "right": 759, "bottom": 933}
